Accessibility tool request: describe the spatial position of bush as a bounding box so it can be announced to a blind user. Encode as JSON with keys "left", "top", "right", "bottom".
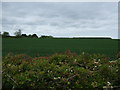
{"left": 2, "top": 52, "right": 120, "bottom": 89}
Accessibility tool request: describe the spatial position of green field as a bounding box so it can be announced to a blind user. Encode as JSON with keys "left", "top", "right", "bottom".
{"left": 2, "top": 38, "right": 119, "bottom": 58}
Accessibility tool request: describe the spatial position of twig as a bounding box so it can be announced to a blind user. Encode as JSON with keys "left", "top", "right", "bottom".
{"left": 2, "top": 70, "right": 18, "bottom": 86}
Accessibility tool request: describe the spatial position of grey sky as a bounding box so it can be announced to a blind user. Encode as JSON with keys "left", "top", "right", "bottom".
{"left": 2, "top": 2, "right": 118, "bottom": 38}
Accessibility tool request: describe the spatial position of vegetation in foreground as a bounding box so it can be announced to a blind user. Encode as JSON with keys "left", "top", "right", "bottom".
{"left": 2, "top": 51, "right": 120, "bottom": 89}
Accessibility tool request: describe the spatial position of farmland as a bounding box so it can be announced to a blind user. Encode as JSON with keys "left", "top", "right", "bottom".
{"left": 2, "top": 37, "right": 120, "bottom": 89}
{"left": 2, "top": 38, "right": 119, "bottom": 58}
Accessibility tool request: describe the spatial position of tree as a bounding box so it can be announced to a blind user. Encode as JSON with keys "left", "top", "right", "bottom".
{"left": 31, "top": 34, "right": 38, "bottom": 38}
{"left": 21, "top": 34, "right": 27, "bottom": 37}
{"left": 14, "top": 29, "right": 22, "bottom": 37}
{"left": 2, "top": 32, "right": 10, "bottom": 37}
{"left": 28, "top": 34, "right": 32, "bottom": 38}
{"left": 40, "top": 35, "right": 53, "bottom": 38}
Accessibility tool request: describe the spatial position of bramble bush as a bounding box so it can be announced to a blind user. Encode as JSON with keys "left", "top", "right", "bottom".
{"left": 2, "top": 51, "right": 120, "bottom": 89}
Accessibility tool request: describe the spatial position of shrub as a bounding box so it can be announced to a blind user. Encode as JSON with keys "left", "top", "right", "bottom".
{"left": 2, "top": 52, "right": 120, "bottom": 89}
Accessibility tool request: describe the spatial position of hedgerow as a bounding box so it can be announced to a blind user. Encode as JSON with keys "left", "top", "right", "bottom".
{"left": 2, "top": 52, "right": 120, "bottom": 89}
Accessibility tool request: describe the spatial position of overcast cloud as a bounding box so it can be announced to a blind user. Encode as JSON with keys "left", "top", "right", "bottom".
{"left": 2, "top": 2, "right": 118, "bottom": 38}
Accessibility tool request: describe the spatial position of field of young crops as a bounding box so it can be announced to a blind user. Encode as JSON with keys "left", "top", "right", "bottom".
{"left": 2, "top": 38, "right": 119, "bottom": 58}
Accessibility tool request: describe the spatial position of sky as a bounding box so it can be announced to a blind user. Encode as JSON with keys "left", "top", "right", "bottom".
{"left": 2, "top": 2, "right": 118, "bottom": 38}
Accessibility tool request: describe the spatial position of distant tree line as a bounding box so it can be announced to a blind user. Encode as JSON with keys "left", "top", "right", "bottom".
{"left": 0, "top": 29, "right": 112, "bottom": 39}
{"left": 0, "top": 29, "right": 53, "bottom": 39}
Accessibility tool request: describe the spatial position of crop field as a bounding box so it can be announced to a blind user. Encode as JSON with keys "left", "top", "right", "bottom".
{"left": 2, "top": 38, "right": 119, "bottom": 58}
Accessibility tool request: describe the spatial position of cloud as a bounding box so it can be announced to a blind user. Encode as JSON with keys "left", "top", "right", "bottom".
{"left": 2, "top": 2, "right": 118, "bottom": 38}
